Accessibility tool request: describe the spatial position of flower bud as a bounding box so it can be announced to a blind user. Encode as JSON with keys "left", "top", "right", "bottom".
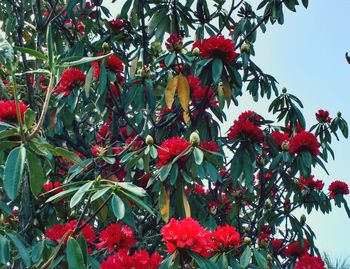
{"left": 145, "top": 135, "right": 154, "bottom": 145}
{"left": 102, "top": 42, "right": 109, "bottom": 51}
{"left": 265, "top": 199, "right": 272, "bottom": 209}
{"left": 240, "top": 42, "right": 250, "bottom": 54}
{"left": 337, "top": 111, "right": 342, "bottom": 117}
{"left": 151, "top": 41, "right": 162, "bottom": 55}
{"left": 192, "top": 47, "right": 200, "bottom": 56}
{"left": 281, "top": 141, "right": 290, "bottom": 151}
{"left": 244, "top": 237, "right": 251, "bottom": 245}
{"left": 190, "top": 132, "right": 200, "bottom": 146}
{"left": 282, "top": 87, "right": 287, "bottom": 94}
{"left": 267, "top": 254, "right": 273, "bottom": 262}
{"left": 300, "top": 214, "right": 306, "bottom": 225}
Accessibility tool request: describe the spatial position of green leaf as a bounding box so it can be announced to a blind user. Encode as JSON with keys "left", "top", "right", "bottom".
{"left": 24, "top": 109, "right": 36, "bottom": 129}
{"left": 0, "top": 235, "right": 9, "bottom": 265}
{"left": 111, "top": 194, "right": 125, "bottom": 220}
{"left": 76, "top": 235, "right": 88, "bottom": 266}
{"left": 66, "top": 237, "right": 85, "bottom": 269}
{"left": 91, "top": 187, "right": 111, "bottom": 201}
{"left": 70, "top": 181, "right": 94, "bottom": 208}
{"left": 301, "top": 0, "right": 309, "bottom": 8}
{"left": 118, "top": 182, "right": 147, "bottom": 197}
{"left": 301, "top": 151, "right": 312, "bottom": 168}
{"left": 31, "top": 241, "right": 44, "bottom": 264}
{"left": 4, "top": 146, "right": 26, "bottom": 200}
{"left": 43, "top": 145, "right": 85, "bottom": 167}
{"left": 240, "top": 246, "right": 251, "bottom": 268}
{"left": 194, "top": 147, "right": 204, "bottom": 165}
{"left": 27, "top": 151, "right": 45, "bottom": 195}
{"left": 212, "top": 58, "right": 223, "bottom": 84}
{"left": 159, "top": 163, "right": 172, "bottom": 182}
{"left": 165, "top": 52, "right": 176, "bottom": 67}
{"left": 7, "top": 233, "right": 31, "bottom": 267}
{"left": 14, "top": 46, "right": 47, "bottom": 61}
{"left": 120, "top": 190, "right": 154, "bottom": 216}
{"left": 84, "top": 66, "right": 94, "bottom": 97}
{"left": 253, "top": 249, "right": 267, "bottom": 268}
{"left": 59, "top": 52, "right": 113, "bottom": 67}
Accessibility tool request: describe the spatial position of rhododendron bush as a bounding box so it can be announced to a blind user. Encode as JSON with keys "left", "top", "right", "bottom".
{"left": 0, "top": 0, "right": 349, "bottom": 268}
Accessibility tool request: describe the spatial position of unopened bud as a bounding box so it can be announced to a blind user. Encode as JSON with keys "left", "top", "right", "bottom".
{"left": 240, "top": 42, "right": 250, "bottom": 54}
{"left": 281, "top": 141, "right": 290, "bottom": 151}
{"left": 192, "top": 47, "right": 200, "bottom": 56}
{"left": 244, "top": 237, "right": 251, "bottom": 244}
{"left": 265, "top": 199, "right": 272, "bottom": 209}
{"left": 282, "top": 87, "right": 287, "bottom": 94}
{"left": 300, "top": 214, "right": 306, "bottom": 225}
{"left": 267, "top": 254, "right": 273, "bottom": 262}
{"left": 337, "top": 111, "right": 342, "bottom": 117}
{"left": 145, "top": 135, "right": 154, "bottom": 145}
{"left": 102, "top": 42, "right": 109, "bottom": 51}
{"left": 190, "top": 132, "right": 200, "bottom": 146}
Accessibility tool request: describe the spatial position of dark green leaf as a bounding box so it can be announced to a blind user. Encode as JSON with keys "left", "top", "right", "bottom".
{"left": 212, "top": 58, "right": 223, "bottom": 84}
{"left": 7, "top": 233, "right": 31, "bottom": 267}
{"left": 0, "top": 235, "right": 9, "bottom": 265}
{"left": 66, "top": 237, "right": 85, "bottom": 269}
{"left": 240, "top": 246, "right": 251, "bottom": 268}
{"left": 111, "top": 194, "right": 125, "bottom": 220}
{"left": 27, "top": 151, "right": 45, "bottom": 195}
{"left": 4, "top": 146, "right": 26, "bottom": 200}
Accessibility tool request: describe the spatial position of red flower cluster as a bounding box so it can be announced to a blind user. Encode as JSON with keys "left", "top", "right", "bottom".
{"left": 55, "top": 68, "right": 86, "bottom": 96}
{"left": 210, "top": 224, "right": 240, "bottom": 252}
{"left": 315, "top": 109, "right": 331, "bottom": 123}
{"left": 157, "top": 137, "right": 190, "bottom": 167}
{"left": 109, "top": 18, "right": 125, "bottom": 32}
{"left": 328, "top": 180, "right": 349, "bottom": 199}
{"left": 165, "top": 34, "right": 183, "bottom": 52}
{"left": 106, "top": 55, "right": 124, "bottom": 74}
{"left": 227, "top": 111, "right": 264, "bottom": 143}
{"left": 271, "top": 239, "right": 285, "bottom": 254}
{"left": 42, "top": 181, "right": 64, "bottom": 195}
{"left": 289, "top": 131, "right": 320, "bottom": 157}
{"left": 96, "top": 223, "right": 136, "bottom": 252}
{"left": 270, "top": 131, "right": 290, "bottom": 148}
{"left": 199, "top": 140, "right": 220, "bottom": 152}
{"left": 188, "top": 75, "right": 216, "bottom": 107}
{"left": 161, "top": 218, "right": 213, "bottom": 257}
{"left": 100, "top": 249, "right": 163, "bottom": 269}
{"left": 299, "top": 175, "right": 324, "bottom": 191}
{"left": 295, "top": 255, "right": 326, "bottom": 269}
{"left": 0, "top": 100, "right": 28, "bottom": 123}
{"left": 193, "top": 36, "right": 238, "bottom": 63}
{"left": 283, "top": 239, "right": 309, "bottom": 258}
{"left": 45, "top": 220, "right": 96, "bottom": 244}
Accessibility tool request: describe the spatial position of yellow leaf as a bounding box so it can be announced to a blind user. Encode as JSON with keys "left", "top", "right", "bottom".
{"left": 160, "top": 185, "right": 170, "bottom": 222}
{"left": 177, "top": 74, "right": 190, "bottom": 112}
{"left": 222, "top": 75, "right": 232, "bottom": 107}
{"left": 217, "top": 83, "right": 225, "bottom": 109}
{"left": 183, "top": 111, "right": 190, "bottom": 124}
{"left": 182, "top": 187, "right": 191, "bottom": 218}
{"left": 165, "top": 75, "right": 179, "bottom": 109}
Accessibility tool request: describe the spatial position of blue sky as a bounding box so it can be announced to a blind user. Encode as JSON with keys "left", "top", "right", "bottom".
{"left": 106, "top": 0, "right": 350, "bottom": 257}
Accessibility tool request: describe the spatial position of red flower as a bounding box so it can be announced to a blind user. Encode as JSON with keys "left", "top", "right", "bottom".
{"left": 283, "top": 239, "right": 309, "bottom": 257}
{"left": 43, "top": 181, "right": 64, "bottom": 195}
{"left": 196, "top": 36, "right": 238, "bottom": 63}
{"left": 328, "top": 180, "right": 349, "bottom": 199}
{"left": 161, "top": 218, "right": 213, "bottom": 257}
{"left": 227, "top": 120, "right": 264, "bottom": 143}
{"left": 91, "top": 61, "right": 100, "bottom": 80}
{"left": 270, "top": 131, "right": 290, "bottom": 148}
{"left": 106, "top": 55, "right": 124, "bottom": 73}
{"left": 188, "top": 75, "right": 216, "bottom": 106}
{"left": 194, "top": 183, "right": 205, "bottom": 194}
{"left": 55, "top": 68, "right": 86, "bottom": 96}
{"left": 91, "top": 145, "right": 106, "bottom": 157}
{"left": 295, "top": 255, "right": 326, "bottom": 269}
{"left": 315, "top": 109, "right": 331, "bottom": 123}
{"left": 289, "top": 131, "right": 320, "bottom": 157}
{"left": 199, "top": 140, "right": 220, "bottom": 152}
{"left": 0, "top": 100, "right": 28, "bottom": 123}
{"left": 165, "top": 34, "right": 183, "bottom": 52}
{"left": 45, "top": 220, "right": 96, "bottom": 244}
{"left": 100, "top": 249, "right": 163, "bottom": 269}
{"left": 96, "top": 223, "right": 136, "bottom": 252}
{"left": 211, "top": 225, "right": 240, "bottom": 252}
{"left": 109, "top": 19, "right": 125, "bottom": 32}
{"left": 299, "top": 175, "right": 324, "bottom": 191}
{"left": 157, "top": 137, "right": 190, "bottom": 167}
{"left": 238, "top": 110, "right": 262, "bottom": 124}
{"left": 271, "top": 239, "right": 285, "bottom": 254}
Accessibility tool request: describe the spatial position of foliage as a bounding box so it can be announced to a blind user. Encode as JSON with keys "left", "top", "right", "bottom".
{"left": 0, "top": 0, "right": 348, "bottom": 268}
